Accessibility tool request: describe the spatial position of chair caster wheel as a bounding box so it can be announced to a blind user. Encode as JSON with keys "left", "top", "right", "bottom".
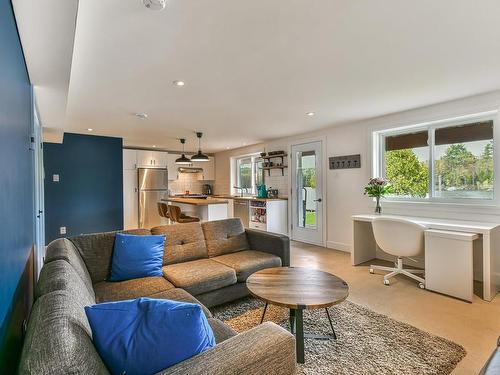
{"left": 418, "top": 282, "right": 425, "bottom": 289}
{"left": 369, "top": 268, "right": 374, "bottom": 274}
{"left": 383, "top": 279, "right": 390, "bottom": 286}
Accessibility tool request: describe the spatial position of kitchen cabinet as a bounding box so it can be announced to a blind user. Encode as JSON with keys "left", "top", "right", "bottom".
{"left": 192, "top": 156, "right": 215, "bottom": 180}
{"left": 137, "top": 150, "right": 167, "bottom": 168}
{"left": 166, "top": 153, "right": 180, "bottom": 181}
{"left": 123, "top": 169, "right": 138, "bottom": 229}
{"left": 249, "top": 199, "right": 288, "bottom": 235}
{"left": 123, "top": 149, "right": 137, "bottom": 170}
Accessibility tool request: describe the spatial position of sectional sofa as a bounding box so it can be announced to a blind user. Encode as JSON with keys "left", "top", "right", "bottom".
{"left": 19, "top": 218, "right": 296, "bottom": 374}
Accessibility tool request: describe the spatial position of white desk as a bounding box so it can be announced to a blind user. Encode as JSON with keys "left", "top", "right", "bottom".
{"left": 352, "top": 214, "right": 500, "bottom": 301}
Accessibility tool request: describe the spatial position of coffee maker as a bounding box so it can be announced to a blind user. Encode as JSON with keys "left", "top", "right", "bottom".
{"left": 202, "top": 184, "right": 213, "bottom": 195}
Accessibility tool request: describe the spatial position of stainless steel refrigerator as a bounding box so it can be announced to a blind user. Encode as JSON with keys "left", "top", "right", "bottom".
{"left": 138, "top": 168, "right": 168, "bottom": 229}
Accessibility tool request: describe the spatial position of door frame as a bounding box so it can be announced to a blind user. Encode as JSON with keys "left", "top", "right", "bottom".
{"left": 287, "top": 136, "right": 327, "bottom": 247}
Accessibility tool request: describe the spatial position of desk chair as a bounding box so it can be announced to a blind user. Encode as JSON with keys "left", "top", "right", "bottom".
{"left": 370, "top": 217, "right": 426, "bottom": 288}
{"left": 168, "top": 205, "right": 200, "bottom": 224}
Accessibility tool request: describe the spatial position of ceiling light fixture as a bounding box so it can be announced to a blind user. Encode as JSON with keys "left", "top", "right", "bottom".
{"left": 135, "top": 112, "right": 148, "bottom": 120}
{"left": 152, "top": 145, "right": 156, "bottom": 148}
{"left": 190, "top": 132, "right": 210, "bottom": 162}
{"left": 306, "top": 112, "right": 315, "bottom": 116}
{"left": 175, "top": 139, "right": 192, "bottom": 165}
{"left": 173, "top": 80, "right": 185, "bottom": 87}
{"left": 87, "top": 128, "right": 93, "bottom": 132}
{"left": 142, "top": 0, "right": 166, "bottom": 11}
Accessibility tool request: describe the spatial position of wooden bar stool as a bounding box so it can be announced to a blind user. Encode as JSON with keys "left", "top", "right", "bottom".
{"left": 157, "top": 202, "right": 171, "bottom": 224}
{"left": 168, "top": 205, "right": 200, "bottom": 223}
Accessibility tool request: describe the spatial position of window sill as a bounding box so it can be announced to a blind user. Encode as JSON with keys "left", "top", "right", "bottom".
{"left": 381, "top": 199, "right": 500, "bottom": 217}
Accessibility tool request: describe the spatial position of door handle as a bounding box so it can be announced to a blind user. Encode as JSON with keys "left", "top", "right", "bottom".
{"left": 314, "top": 198, "right": 322, "bottom": 202}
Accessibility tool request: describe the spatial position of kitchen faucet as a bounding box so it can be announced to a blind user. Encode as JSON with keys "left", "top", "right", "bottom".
{"left": 233, "top": 186, "right": 246, "bottom": 197}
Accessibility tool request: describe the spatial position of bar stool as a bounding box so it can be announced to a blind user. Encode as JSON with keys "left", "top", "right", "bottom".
{"left": 168, "top": 205, "right": 200, "bottom": 223}
{"left": 157, "top": 202, "right": 171, "bottom": 223}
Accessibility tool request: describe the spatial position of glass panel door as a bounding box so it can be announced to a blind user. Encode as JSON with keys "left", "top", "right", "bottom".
{"left": 291, "top": 141, "right": 324, "bottom": 245}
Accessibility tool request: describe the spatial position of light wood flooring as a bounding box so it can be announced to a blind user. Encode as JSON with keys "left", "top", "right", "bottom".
{"left": 290, "top": 241, "right": 500, "bottom": 374}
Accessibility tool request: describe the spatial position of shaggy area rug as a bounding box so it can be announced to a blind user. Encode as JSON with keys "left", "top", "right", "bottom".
{"left": 212, "top": 298, "right": 466, "bottom": 375}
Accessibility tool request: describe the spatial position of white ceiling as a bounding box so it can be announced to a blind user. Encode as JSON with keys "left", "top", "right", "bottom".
{"left": 15, "top": 0, "right": 500, "bottom": 152}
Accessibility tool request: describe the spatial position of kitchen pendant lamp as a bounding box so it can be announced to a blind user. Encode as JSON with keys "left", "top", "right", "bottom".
{"left": 190, "top": 132, "right": 210, "bottom": 162}
{"left": 175, "top": 139, "right": 192, "bottom": 165}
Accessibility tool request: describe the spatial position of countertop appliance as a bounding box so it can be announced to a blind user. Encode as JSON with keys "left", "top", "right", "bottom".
{"left": 202, "top": 184, "right": 213, "bottom": 195}
{"left": 139, "top": 168, "right": 168, "bottom": 229}
{"left": 233, "top": 199, "right": 250, "bottom": 228}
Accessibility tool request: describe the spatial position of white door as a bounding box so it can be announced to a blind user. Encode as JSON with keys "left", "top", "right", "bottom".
{"left": 33, "top": 101, "right": 45, "bottom": 278}
{"left": 291, "top": 141, "right": 324, "bottom": 245}
{"left": 123, "top": 169, "right": 139, "bottom": 229}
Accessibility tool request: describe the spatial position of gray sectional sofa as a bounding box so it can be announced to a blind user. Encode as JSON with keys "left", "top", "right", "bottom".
{"left": 19, "top": 218, "right": 296, "bottom": 374}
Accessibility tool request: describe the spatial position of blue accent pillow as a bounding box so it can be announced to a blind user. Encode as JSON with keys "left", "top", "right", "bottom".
{"left": 110, "top": 233, "right": 165, "bottom": 281}
{"left": 85, "top": 298, "right": 216, "bottom": 375}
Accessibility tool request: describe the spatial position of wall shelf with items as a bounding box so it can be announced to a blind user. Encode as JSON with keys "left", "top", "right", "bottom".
{"left": 261, "top": 152, "right": 288, "bottom": 176}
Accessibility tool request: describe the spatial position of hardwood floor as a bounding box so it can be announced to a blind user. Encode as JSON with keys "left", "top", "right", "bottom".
{"left": 290, "top": 241, "right": 500, "bottom": 374}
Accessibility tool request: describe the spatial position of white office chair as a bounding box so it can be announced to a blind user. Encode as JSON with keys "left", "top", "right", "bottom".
{"left": 370, "top": 217, "right": 426, "bottom": 288}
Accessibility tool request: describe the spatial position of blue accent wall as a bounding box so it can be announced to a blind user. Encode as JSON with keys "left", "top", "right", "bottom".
{"left": 44, "top": 133, "right": 124, "bottom": 243}
{"left": 0, "top": 0, "right": 34, "bottom": 368}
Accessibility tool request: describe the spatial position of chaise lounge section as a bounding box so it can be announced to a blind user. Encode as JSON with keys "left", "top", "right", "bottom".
{"left": 19, "top": 218, "right": 296, "bottom": 374}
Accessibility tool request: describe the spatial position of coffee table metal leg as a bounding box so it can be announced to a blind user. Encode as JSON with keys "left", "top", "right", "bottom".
{"left": 289, "top": 308, "right": 296, "bottom": 334}
{"left": 260, "top": 302, "right": 268, "bottom": 324}
{"left": 325, "top": 307, "right": 337, "bottom": 340}
{"left": 295, "top": 308, "right": 305, "bottom": 364}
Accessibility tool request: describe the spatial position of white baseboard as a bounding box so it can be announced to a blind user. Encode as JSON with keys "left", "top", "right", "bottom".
{"left": 326, "top": 241, "right": 351, "bottom": 253}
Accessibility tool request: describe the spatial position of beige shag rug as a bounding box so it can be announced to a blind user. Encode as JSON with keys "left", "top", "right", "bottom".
{"left": 211, "top": 298, "right": 466, "bottom": 375}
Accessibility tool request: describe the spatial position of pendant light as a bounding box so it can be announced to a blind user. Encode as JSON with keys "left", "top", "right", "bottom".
{"left": 175, "top": 138, "right": 192, "bottom": 165}
{"left": 190, "top": 132, "right": 210, "bottom": 162}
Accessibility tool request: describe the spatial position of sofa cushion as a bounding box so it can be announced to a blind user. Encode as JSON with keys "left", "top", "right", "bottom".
{"left": 44, "top": 238, "right": 94, "bottom": 297}
{"left": 207, "top": 318, "right": 237, "bottom": 343}
{"left": 202, "top": 218, "right": 249, "bottom": 258}
{"left": 163, "top": 259, "right": 237, "bottom": 295}
{"left": 110, "top": 233, "right": 165, "bottom": 281}
{"left": 149, "top": 288, "right": 213, "bottom": 318}
{"left": 18, "top": 291, "right": 109, "bottom": 375}
{"left": 212, "top": 250, "right": 282, "bottom": 282}
{"left": 94, "top": 276, "right": 175, "bottom": 303}
{"left": 151, "top": 222, "right": 208, "bottom": 265}
{"left": 36, "top": 260, "right": 96, "bottom": 306}
{"left": 85, "top": 298, "right": 215, "bottom": 375}
{"left": 70, "top": 229, "right": 151, "bottom": 284}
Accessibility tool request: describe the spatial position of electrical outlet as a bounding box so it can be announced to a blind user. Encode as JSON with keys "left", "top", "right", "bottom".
{"left": 329, "top": 154, "right": 361, "bottom": 169}
{"left": 53, "top": 174, "right": 60, "bottom": 182}
{"left": 60, "top": 226, "right": 66, "bottom": 235}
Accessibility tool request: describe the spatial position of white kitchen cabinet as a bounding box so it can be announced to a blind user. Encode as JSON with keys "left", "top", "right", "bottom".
{"left": 166, "top": 153, "right": 180, "bottom": 181}
{"left": 249, "top": 199, "right": 288, "bottom": 235}
{"left": 192, "top": 156, "right": 215, "bottom": 180}
{"left": 123, "top": 169, "right": 139, "bottom": 229}
{"left": 137, "top": 150, "right": 167, "bottom": 168}
{"left": 123, "top": 149, "right": 137, "bottom": 170}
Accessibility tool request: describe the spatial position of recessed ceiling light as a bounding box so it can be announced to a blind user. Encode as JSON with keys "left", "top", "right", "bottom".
{"left": 152, "top": 145, "right": 156, "bottom": 148}
{"left": 142, "top": 0, "right": 166, "bottom": 11}
{"left": 306, "top": 112, "right": 315, "bottom": 116}
{"left": 135, "top": 112, "right": 148, "bottom": 120}
{"left": 226, "top": 147, "right": 230, "bottom": 150}
{"left": 87, "top": 128, "right": 93, "bottom": 132}
{"left": 173, "top": 80, "right": 185, "bottom": 87}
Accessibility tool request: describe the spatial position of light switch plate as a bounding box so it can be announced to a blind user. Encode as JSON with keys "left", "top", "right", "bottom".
{"left": 53, "top": 174, "right": 60, "bottom": 182}
{"left": 60, "top": 226, "right": 66, "bottom": 235}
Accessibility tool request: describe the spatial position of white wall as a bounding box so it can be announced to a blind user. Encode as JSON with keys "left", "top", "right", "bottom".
{"left": 215, "top": 90, "right": 500, "bottom": 251}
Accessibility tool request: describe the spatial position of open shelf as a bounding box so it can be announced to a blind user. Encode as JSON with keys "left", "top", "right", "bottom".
{"left": 262, "top": 153, "right": 287, "bottom": 159}
{"left": 262, "top": 165, "right": 288, "bottom": 176}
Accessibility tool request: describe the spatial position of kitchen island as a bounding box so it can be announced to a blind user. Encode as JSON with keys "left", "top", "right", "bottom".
{"left": 161, "top": 197, "right": 229, "bottom": 222}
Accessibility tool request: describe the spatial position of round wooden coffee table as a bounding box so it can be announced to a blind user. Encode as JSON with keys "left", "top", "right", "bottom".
{"left": 246, "top": 267, "right": 349, "bottom": 364}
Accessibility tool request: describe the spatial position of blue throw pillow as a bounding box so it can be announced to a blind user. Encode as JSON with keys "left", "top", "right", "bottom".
{"left": 110, "top": 233, "right": 165, "bottom": 281}
{"left": 85, "top": 298, "right": 216, "bottom": 375}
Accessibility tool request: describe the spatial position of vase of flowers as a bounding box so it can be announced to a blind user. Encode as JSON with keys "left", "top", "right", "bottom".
{"left": 364, "top": 178, "right": 392, "bottom": 214}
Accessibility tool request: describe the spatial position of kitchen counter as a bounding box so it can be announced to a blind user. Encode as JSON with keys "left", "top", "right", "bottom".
{"left": 163, "top": 197, "right": 229, "bottom": 206}
{"left": 212, "top": 195, "right": 288, "bottom": 202}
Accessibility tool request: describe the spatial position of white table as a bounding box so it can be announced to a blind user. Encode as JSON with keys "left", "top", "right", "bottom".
{"left": 352, "top": 214, "right": 500, "bottom": 301}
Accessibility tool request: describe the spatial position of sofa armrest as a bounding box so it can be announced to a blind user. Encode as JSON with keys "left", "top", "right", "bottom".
{"left": 158, "top": 322, "right": 296, "bottom": 375}
{"left": 480, "top": 337, "right": 500, "bottom": 375}
{"left": 245, "top": 229, "right": 290, "bottom": 266}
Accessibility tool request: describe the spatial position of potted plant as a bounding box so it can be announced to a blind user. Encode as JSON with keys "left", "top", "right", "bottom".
{"left": 364, "top": 178, "right": 393, "bottom": 214}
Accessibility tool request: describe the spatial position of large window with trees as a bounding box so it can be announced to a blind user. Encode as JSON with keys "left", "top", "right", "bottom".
{"left": 376, "top": 113, "right": 495, "bottom": 202}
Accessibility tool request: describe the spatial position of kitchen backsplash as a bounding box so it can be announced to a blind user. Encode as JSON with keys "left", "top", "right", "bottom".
{"left": 169, "top": 173, "right": 207, "bottom": 195}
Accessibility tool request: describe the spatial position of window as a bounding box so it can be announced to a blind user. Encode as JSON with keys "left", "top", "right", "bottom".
{"left": 376, "top": 113, "right": 495, "bottom": 201}
{"left": 234, "top": 154, "right": 264, "bottom": 195}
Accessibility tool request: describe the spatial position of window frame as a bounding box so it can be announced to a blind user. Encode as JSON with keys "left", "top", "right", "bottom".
{"left": 374, "top": 111, "right": 497, "bottom": 205}
{"left": 233, "top": 153, "right": 264, "bottom": 195}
